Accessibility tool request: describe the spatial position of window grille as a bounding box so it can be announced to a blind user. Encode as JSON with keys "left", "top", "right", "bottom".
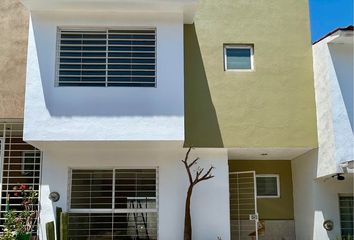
{"left": 0, "top": 122, "right": 41, "bottom": 234}
{"left": 256, "top": 174, "right": 280, "bottom": 198}
{"left": 68, "top": 168, "right": 158, "bottom": 239}
{"left": 57, "top": 28, "right": 156, "bottom": 87}
{"left": 229, "top": 171, "right": 259, "bottom": 239}
{"left": 339, "top": 195, "right": 354, "bottom": 238}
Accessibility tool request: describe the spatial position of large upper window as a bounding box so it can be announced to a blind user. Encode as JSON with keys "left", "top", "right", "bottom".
{"left": 224, "top": 45, "right": 254, "bottom": 71}
{"left": 68, "top": 168, "right": 158, "bottom": 240}
{"left": 56, "top": 28, "right": 156, "bottom": 87}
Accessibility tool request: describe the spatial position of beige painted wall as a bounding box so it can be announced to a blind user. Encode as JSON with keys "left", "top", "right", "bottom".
{"left": 229, "top": 160, "right": 294, "bottom": 220}
{"left": 0, "top": 0, "right": 28, "bottom": 118}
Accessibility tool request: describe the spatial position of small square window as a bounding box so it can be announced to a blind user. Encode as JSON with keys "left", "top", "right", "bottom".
{"left": 224, "top": 45, "right": 254, "bottom": 71}
{"left": 256, "top": 174, "right": 280, "bottom": 198}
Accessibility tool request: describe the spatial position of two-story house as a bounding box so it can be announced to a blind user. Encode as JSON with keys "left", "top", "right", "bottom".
{"left": 0, "top": 0, "right": 351, "bottom": 240}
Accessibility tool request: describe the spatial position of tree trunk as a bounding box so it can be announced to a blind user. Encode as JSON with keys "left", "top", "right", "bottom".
{"left": 182, "top": 148, "right": 214, "bottom": 240}
{"left": 184, "top": 185, "right": 193, "bottom": 240}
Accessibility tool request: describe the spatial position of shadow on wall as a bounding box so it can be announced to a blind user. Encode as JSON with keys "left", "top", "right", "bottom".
{"left": 183, "top": 24, "right": 223, "bottom": 147}
{"left": 302, "top": 149, "right": 334, "bottom": 240}
{"left": 293, "top": 149, "right": 353, "bottom": 239}
{"left": 328, "top": 44, "right": 354, "bottom": 132}
{"left": 313, "top": 174, "right": 354, "bottom": 239}
{"left": 31, "top": 18, "right": 52, "bottom": 116}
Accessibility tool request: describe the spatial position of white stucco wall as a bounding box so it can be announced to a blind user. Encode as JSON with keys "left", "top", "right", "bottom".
{"left": 329, "top": 43, "right": 354, "bottom": 131}
{"left": 38, "top": 142, "right": 230, "bottom": 240}
{"left": 292, "top": 149, "right": 354, "bottom": 240}
{"left": 24, "top": 11, "right": 184, "bottom": 142}
{"left": 313, "top": 37, "right": 354, "bottom": 177}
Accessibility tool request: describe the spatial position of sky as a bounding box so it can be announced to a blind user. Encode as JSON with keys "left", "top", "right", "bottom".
{"left": 309, "top": 0, "right": 354, "bottom": 42}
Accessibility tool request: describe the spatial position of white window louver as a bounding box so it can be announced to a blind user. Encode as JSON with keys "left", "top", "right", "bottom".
{"left": 0, "top": 122, "right": 41, "bottom": 234}
{"left": 68, "top": 169, "right": 158, "bottom": 240}
{"left": 57, "top": 28, "right": 156, "bottom": 87}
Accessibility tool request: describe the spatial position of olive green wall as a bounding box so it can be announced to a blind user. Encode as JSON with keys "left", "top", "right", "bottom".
{"left": 184, "top": 0, "right": 318, "bottom": 148}
{"left": 0, "top": 0, "right": 28, "bottom": 118}
{"left": 229, "top": 160, "right": 294, "bottom": 220}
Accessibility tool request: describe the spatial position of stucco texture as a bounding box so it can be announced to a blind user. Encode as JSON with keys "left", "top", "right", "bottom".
{"left": 292, "top": 149, "right": 354, "bottom": 240}
{"left": 39, "top": 143, "right": 231, "bottom": 240}
{"left": 184, "top": 0, "right": 318, "bottom": 148}
{"left": 0, "top": 0, "right": 28, "bottom": 118}
{"left": 229, "top": 160, "right": 294, "bottom": 220}
{"left": 313, "top": 38, "right": 354, "bottom": 177}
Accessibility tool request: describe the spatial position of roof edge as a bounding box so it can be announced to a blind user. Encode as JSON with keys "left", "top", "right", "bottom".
{"left": 313, "top": 25, "right": 354, "bottom": 45}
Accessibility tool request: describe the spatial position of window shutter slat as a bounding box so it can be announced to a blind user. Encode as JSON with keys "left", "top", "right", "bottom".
{"left": 57, "top": 28, "right": 156, "bottom": 87}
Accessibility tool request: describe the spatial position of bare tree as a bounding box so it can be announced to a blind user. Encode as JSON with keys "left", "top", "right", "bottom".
{"left": 182, "top": 147, "right": 214, "bottom": 240}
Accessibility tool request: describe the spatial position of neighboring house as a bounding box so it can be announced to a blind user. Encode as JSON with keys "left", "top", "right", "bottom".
{"left": 292, "top": 26, "right": 354, "bottom": 240}
{"left": 0, "top": 1, "right": 351, "bottom": 240}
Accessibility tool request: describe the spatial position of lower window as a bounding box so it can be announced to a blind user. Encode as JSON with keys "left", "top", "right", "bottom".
{"left": 256, "top": 174, "right": 280, "bottom": 198}
{"left": 339, "top": 195, "right": 354, "bottom": 239}
{"left": 68, "top": 168, "right": 158, "bottom": 240}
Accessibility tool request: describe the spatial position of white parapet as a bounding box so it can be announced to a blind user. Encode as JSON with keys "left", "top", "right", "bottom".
{"left": 21, "top": 0, "right": 199, "bottom": 23}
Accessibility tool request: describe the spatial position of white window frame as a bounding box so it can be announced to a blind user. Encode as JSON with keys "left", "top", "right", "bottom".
{"left": 224, "top": 44, "right": 254, "bottom": 71}
{"left": 256, "top": 174, "right": 280, "bottom": 199}
{"left": 55, "top": 27, "right": 157, "bottom": 88}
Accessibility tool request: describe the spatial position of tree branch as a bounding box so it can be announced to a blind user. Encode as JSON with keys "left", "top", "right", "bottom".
{"left": 193, "top": 168, "right": 204, "bottom": 184}
{"left": 182, "top": 147, "right": 214, "bottom": 240}
{"left": 195, "top": 166, "right": 215, "bottom": 184}
{"left": 182, "top": 148, "right": 215, "bottom": 185}
{"left": 182, "top": 159, "right": 193, "bottom": 184}
{"left": 182, "top": 147, "right": 193, "bottom": 184}
{"left": 188, "top": 157, "right": 199, "bottom": 168}
{"left": 183, "top": 147, "right": 192, "bottom": 162}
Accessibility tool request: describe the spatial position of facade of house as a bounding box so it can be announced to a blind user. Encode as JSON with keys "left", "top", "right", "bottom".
{"left": 292, "top": 26, "right": 354, "bottom": 240}
{"left": 0, "top": 0, "right": 352, "bottom": 240}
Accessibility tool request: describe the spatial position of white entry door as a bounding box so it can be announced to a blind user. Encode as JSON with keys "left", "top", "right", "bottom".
{"left": 229, "top": 171, "right": 259, "bottom": 240}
